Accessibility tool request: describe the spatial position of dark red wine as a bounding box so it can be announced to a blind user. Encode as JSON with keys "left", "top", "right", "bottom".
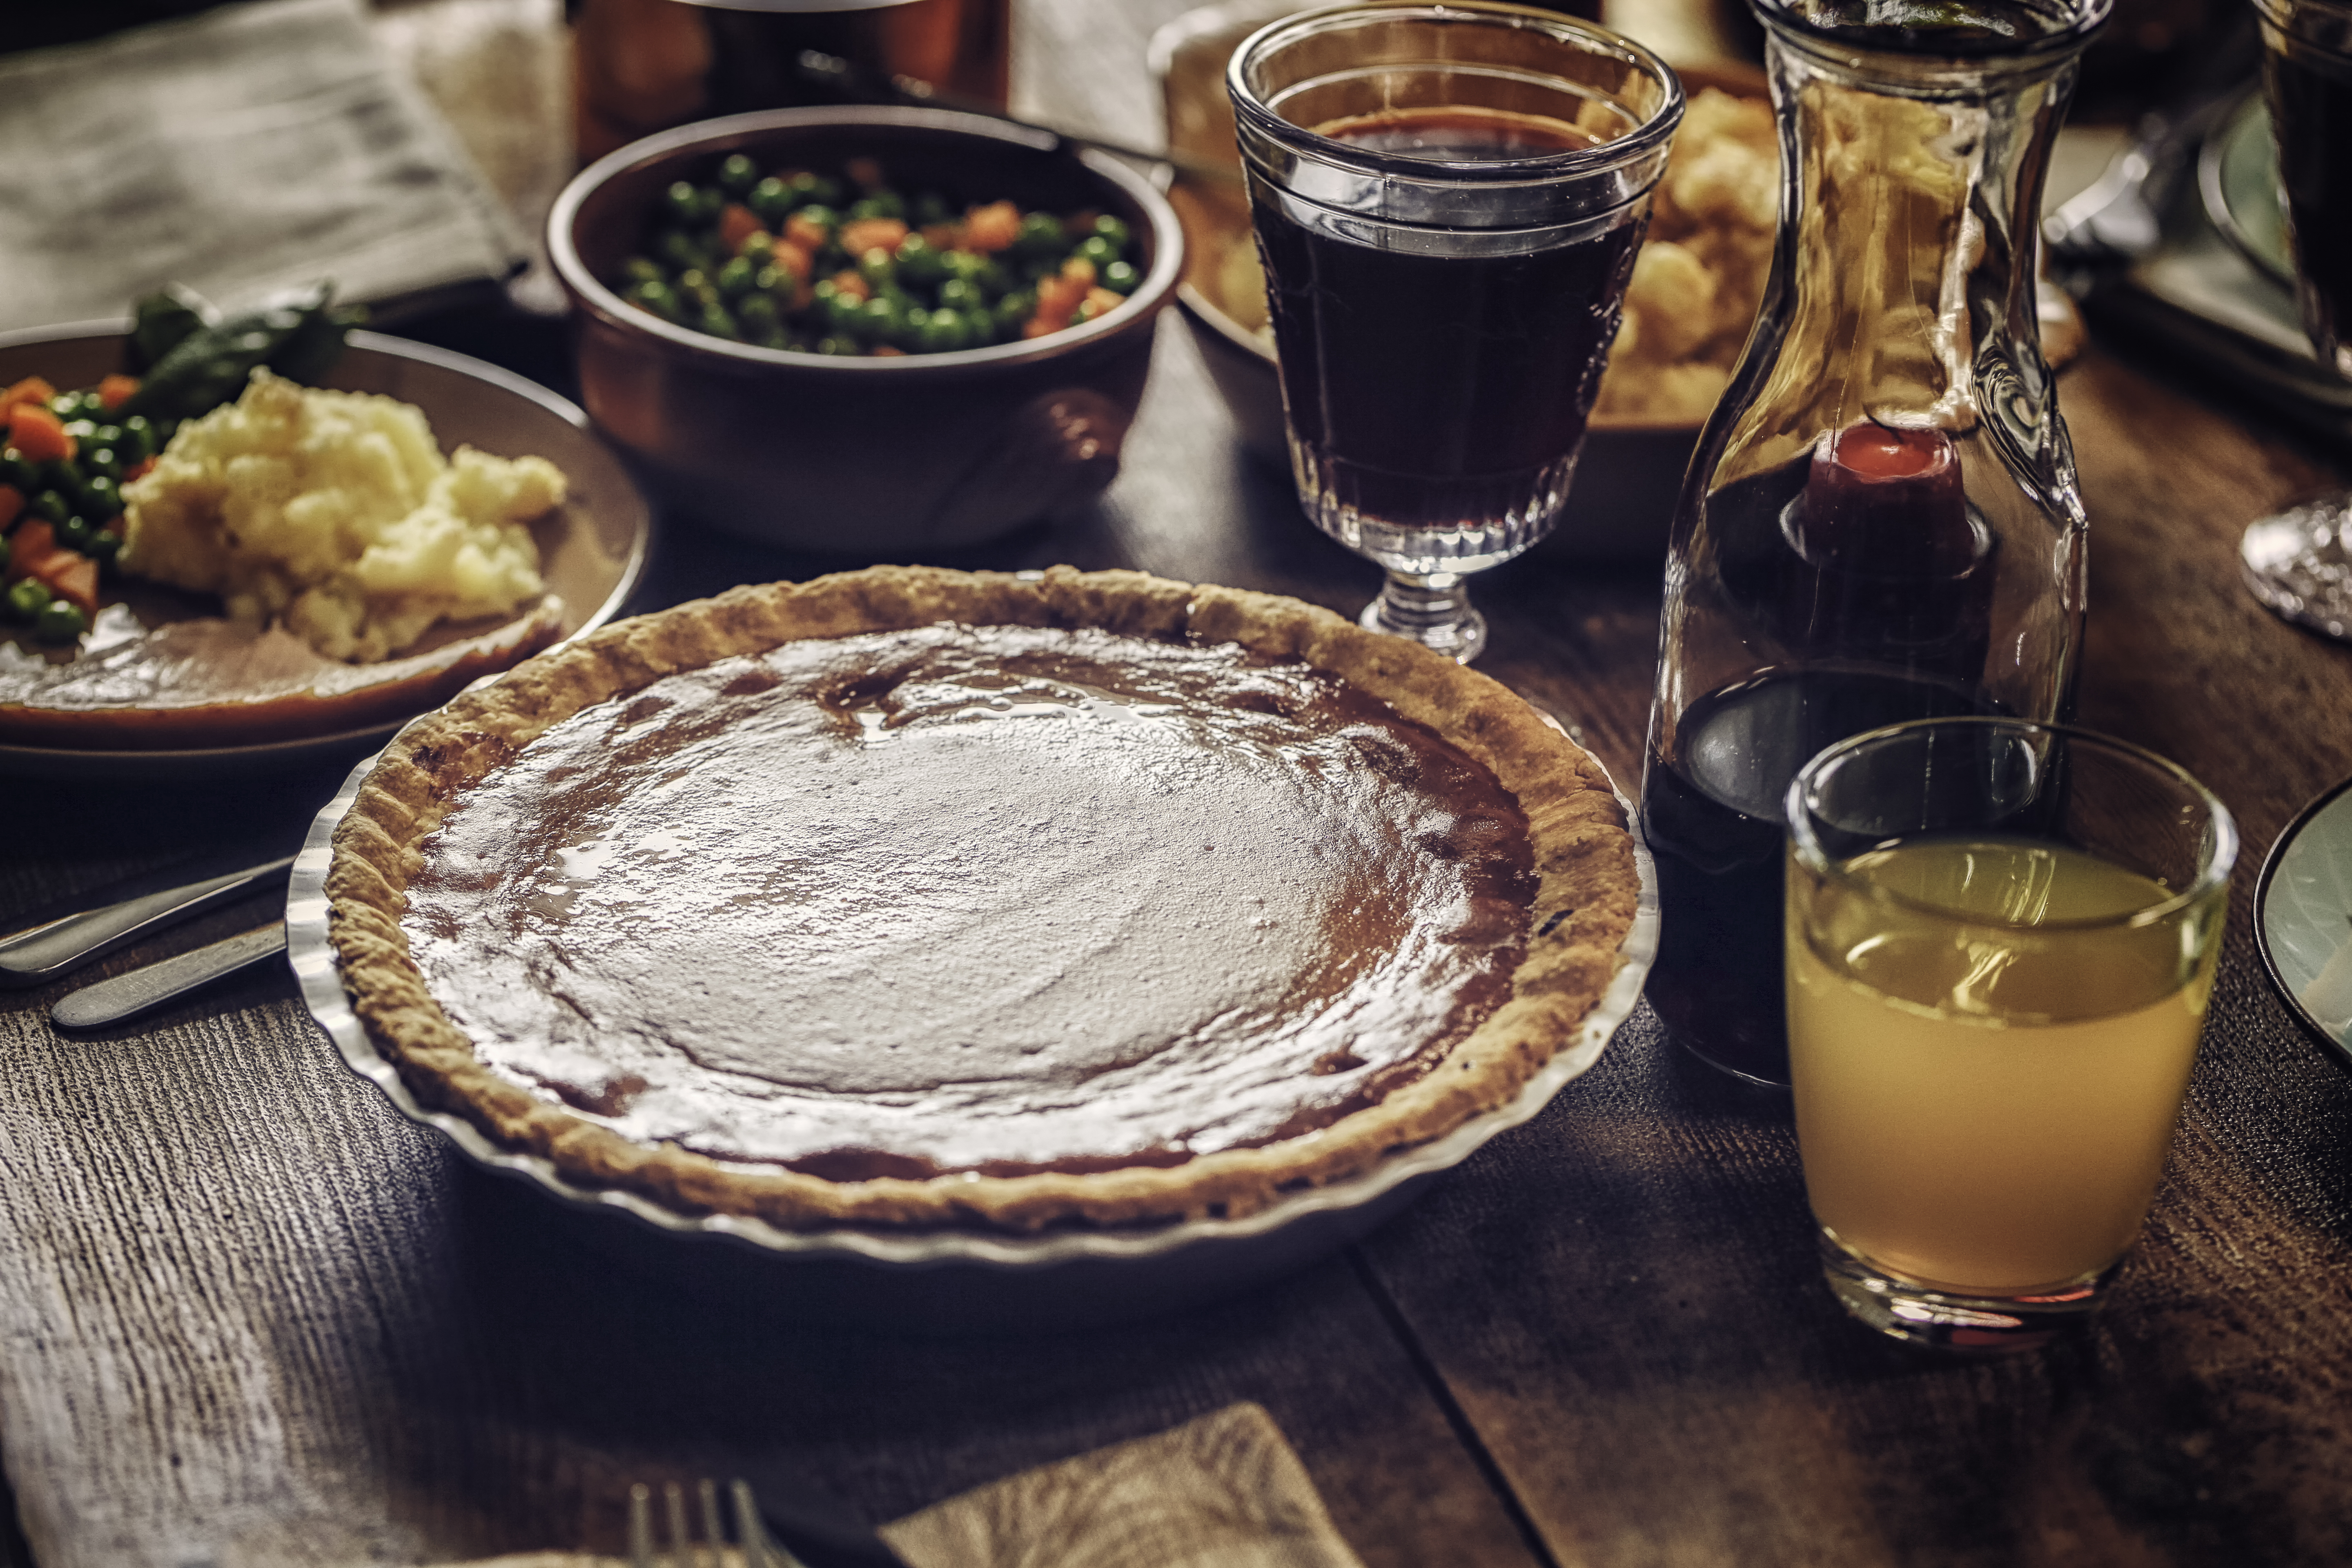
{"left": 1642, "top": 668, "right": 2001, "bottom": 1085}
{"left": 2265, "top": 38, "right": 2352, "bottom": 371}
{"left": 1252, "top": 105, "right": 1643, "bottom": 533}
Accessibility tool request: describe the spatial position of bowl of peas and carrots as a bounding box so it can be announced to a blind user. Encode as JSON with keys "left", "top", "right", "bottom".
{"left": 550, "top": 107, "right": 1184, "bottom": 554}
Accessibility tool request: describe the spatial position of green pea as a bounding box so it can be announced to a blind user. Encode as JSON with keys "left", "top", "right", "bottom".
{"left": 48, "top": 390, "right": 101, "bottom": 422}
{"left": 33, "top": 599, "right": 86, "bottom": 644}
{"left": 1094, "top": 215, "right": 1132, "bottom": 249}
{"left": 716, "top": 256, "right": 758, "bottom": 297}
{"left": 943, "top": 250, "right": 988, "bottom": 283}
{"left": 1100, "top": 259, "right": 1141, "bottom": 294}
{"left": 657, "top": 231, "right": 710, "bottom": 272}
{"left": 753, "top": 265, "right": 785, "bottom": 297}
{"left": 117, "top": 417, "right": 155, "bottom": 462}
{"left": 717, "top": 153, "right": 760, "bottom": 196}
{"left": 916, "top": 310, "right": 970, "bottom": 353}
{"left": 790, "top": 172, "right": 841, "bottom": 207}
{"left": 62, "top": 419, "right": 100, "bottom": 448}
{"left": 664, "top": 180, "right": 704, "bottom": 224}
{"left": 858, "top": 248, "right": 897, "bottom": 289}
{"left": 1075, "top": 235, "right": 1119, "bottom": 270}
{"left": 739, "top": 231, "right": 777, "bottom": 267}
{"left": 82, "top": 446, "right": 122, "bottom": 484}
{"left": 895, "top": 234, "right": 949, "bottom": 287}
{"left": 623, "top": 257, "right": 666, "bottom": 286}
{"left": 858, "top": 296, "right": 904, "bottom": 341}
{"left": 0, "top": 448, "right": 36, "bottom": 490}
{"left": 995, "top": 289, "right": 1036, "bottom": 332}
{"left": 85, "top": 528, "right": 120, "bottom": 565}
{"left": 5, "top": 578, "right": 49, "bottom": 621}
{"left": 693, "top": 185, "right": 728, "bottom": 225}
{"left": 795, "top": 204, "right": 839, "bottom": 234}
{"left": 848, "top": 191, "right": 906, "bottom": 222}
{"left": 815, "top": 335, "right": 860, "bottom": 356}
{"left": 698, "top": 302, "right": 740, "bottom": 340}
{"left": 737, "top": 294, "right": 781, "bottom": 336}
{"left": 30, "top": 489, "right": 70, "bottom": 525}
{"left": 749, "top": 176, "right": 795, "bottom": 226}
{"left": 79, "top": 476, "right": 122, "bottom": 520}
{"left": 912, "top": 192, "right": 952, "bottom": 227}
{"left": 822, "top": 290, "right": 866, "bottom": 332}
{"left": 628, "top": 279, "right": 683, "bottom": 322}
{"left": 1014, "top": 212, "right": 1066, "bottom": 258}
{"left": 961, "top": 308, "right": 998, "bottom": 347}
{"left": 58, "top": 515, "right": 96, "bottom": 552}
{"left": 936, "top": 276, "right": 980, "bottom": 312}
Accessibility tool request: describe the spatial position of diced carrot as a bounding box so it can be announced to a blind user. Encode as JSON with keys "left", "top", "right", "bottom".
{"left": 845, "top": 156, "right": 884, "bottom": 191}
{"left": 784, "top": 211, "right": 831, "bottom": 254}
{"left": 1060, "top": 255, "right": 1097, "bottom": 289}
{"left": 1034, "top": 271, "right": 1087, "bottom": 324}
{"left": 771, "top": 240, "right": 814, "bottom": 285}
{"left": 719, "top": 203, "right": 764, "bottom": 254}
{"left": 1076, "top": 285, "right": 1125, "bottom": 321}
{"left": 869, "top": 345, "right": 907, "bottom": 357}
{"left": 830, "top": 270, "right": 870, "bottom": 303}
{"left": 6, "top": 518, "right": 59, "bottom": 582}
{"left": 0, "top": 376, "right": 56, "bottom": 415}
{"left": 37, "top": 553, "right": 98, "bottom": 617}
{"left": 920, "top": 222, "right": 962, "bottom": 252}
{"left": 7, "top": 404, "right": 72, "bottom": 463}
{"left": 96, "top": 374, "right": 141, "bottom": 410}
{"left": 962, "top": 200, "right": 1020, "bottom": 253}
{"left": 125, "top": 456, "right": 158, "bottom": 483}
{"left": 840, "top": 217, "right": 909, "bottom": 259}
{"left": 0, "top": 486, "right": 20, "bottom": 531}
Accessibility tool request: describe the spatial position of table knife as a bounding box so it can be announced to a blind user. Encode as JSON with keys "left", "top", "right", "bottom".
{"left": 0, "top": 826, "right": 307, "bottom": 987}
{"left": 49, "top": 924, "right": 289, "bottom": 1029}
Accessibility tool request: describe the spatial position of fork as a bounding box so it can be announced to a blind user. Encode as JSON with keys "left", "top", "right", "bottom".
{"left": 628, "top": 1478, "right": 810, "bottom": 1568}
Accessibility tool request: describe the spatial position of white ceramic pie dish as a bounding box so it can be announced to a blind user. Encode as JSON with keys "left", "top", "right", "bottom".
{"left": 288, "top": 704, "right": 1657, "bottom": 1325}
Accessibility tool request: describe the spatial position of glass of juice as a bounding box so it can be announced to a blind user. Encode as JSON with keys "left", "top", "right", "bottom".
{"left": 1226, "top": 2, "right": 1683, "bottom": 664}
{"left": 1784, "top": 719, "right": 2235, "bottom": 1353}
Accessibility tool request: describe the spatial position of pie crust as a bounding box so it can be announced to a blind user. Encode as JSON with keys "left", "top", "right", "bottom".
{"left": 326, "top": 566, "right": 1638, "bottom": 1232}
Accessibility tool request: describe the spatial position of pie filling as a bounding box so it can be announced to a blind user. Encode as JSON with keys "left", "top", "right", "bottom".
{"left": 401, "top": 623, "right": 1537, "bottom": 1181}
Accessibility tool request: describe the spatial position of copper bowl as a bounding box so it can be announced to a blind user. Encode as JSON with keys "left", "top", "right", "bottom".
{"left": 548, "top": 107, "right": 1185, "bottom": 555}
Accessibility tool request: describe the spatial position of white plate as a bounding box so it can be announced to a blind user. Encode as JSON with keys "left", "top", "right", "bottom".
{"left": 287, "top": 724, "right": 1659, "bottom": 1294}
{"left": 2255, "top": 773, "right": 2352, "bottom": 1081}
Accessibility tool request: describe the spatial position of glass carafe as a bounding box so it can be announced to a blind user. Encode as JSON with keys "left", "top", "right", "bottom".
{"left": 1640, "top": 0, "right": 2109, "bottom": 1087}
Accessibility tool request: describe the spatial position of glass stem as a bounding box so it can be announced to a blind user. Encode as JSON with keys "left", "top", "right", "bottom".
{"left": 1363, "top": 570, "right": 1487, "bottom": 664}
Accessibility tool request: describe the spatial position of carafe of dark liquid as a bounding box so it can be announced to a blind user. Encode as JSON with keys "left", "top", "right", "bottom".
{"left": 1640, "top": 0, "right": 2107, "bottom": 1087}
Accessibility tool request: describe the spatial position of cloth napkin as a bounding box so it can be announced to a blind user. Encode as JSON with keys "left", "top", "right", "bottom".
{"left": 0, "top": 0, "right": 528, "bottom": 334}
{"left": 389, "top": 1403, "right": 1367, "bottom": 1568}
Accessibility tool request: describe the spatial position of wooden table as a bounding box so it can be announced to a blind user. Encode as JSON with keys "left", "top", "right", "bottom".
{"left": 4, "top": 4, "right": 2352, "bottom": 1564}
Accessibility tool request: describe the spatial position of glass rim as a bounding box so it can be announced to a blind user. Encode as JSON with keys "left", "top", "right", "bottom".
{"left": 1749, "top": 0, "right": 2114, "bottom": 64}
{"left": 2252, "top": 0, "right": 2352, "bottom": 40}
{"left": 1784, "top": 716, "right": 2239, "bottom": 932}
{"left": 1226, "top": 0, "right": 1686, "bottom": 187}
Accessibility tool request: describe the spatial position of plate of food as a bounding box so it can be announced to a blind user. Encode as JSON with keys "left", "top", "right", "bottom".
{"left": 289, "top": 566, "right": 1657, "bottom": 1325}
{"left": 0, "top": 292, "right": 652, "bottom": 779}
{"left": 2254, "top": 773, "right": 2352, "bottom": 1082}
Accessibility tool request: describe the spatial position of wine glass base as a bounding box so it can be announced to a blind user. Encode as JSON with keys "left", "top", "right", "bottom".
{"left": 2243, "top": 494, "right": 2352, "bottom": 642}
{"left": 1359, "top": 574, "right": 1487, "bottom": 664}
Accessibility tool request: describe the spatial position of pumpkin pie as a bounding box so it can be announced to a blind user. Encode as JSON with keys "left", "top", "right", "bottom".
{"left": 325, "top": 566, "right": 1637, "bottom": 1232}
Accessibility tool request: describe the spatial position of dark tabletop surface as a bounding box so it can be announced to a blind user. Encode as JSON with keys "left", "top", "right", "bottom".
{"left": 4, "top": 4, "right": 2352, "bottom": 1566}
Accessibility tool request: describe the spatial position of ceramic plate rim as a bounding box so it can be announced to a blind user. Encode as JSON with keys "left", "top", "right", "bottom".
{"left": 2252, "top": 771, "right": 2352, "bottom": 1079}
{"left": 287, "top": 714, "right": 1660, "bottom": 1271}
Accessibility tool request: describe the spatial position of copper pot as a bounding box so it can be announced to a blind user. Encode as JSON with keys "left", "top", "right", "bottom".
{"left": 548, "top": 107, "right": 1184, "bottom": 554}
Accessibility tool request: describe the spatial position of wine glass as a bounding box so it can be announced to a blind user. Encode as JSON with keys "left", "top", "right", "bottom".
{"left": 2238, "top": 0, "right": 2352, "bottom": 638}
{"left": 1225, "top": 1, "right": 1683, "bottom": 663}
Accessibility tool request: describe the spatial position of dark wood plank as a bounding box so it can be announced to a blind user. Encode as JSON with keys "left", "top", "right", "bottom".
{"left": 1361, "top": 349, "right": 2352, "bottom": 1568}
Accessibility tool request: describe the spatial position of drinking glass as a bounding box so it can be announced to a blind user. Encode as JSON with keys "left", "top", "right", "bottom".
{"left": 2238, "top": 0, "right": 2352, "bottom": 639}
{"left": 1785, "top": 718, "right": 2234, "bottom": 1353}
{"left": 1227, "top": 2, "right": 1682, "bottom": 663}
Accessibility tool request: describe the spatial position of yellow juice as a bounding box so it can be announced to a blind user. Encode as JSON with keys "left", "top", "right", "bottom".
{"left": 1787, "top": 837, "right": 2223, "bottom": 1294}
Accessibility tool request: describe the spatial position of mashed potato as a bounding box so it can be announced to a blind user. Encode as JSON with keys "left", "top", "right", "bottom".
{"left": 1592, "top": 87, "right": 1779, "bottom": 425}
{"left": 120, "top": 370, "right": 562, "bottom": 663}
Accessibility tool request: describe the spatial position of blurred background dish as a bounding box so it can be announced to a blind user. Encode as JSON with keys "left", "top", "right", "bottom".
{"left": 2256, "top": 773, "right": 2352, "bottom": 1082}
{"left": 548, "top": 105, "right": 1184, "bottom": 554}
